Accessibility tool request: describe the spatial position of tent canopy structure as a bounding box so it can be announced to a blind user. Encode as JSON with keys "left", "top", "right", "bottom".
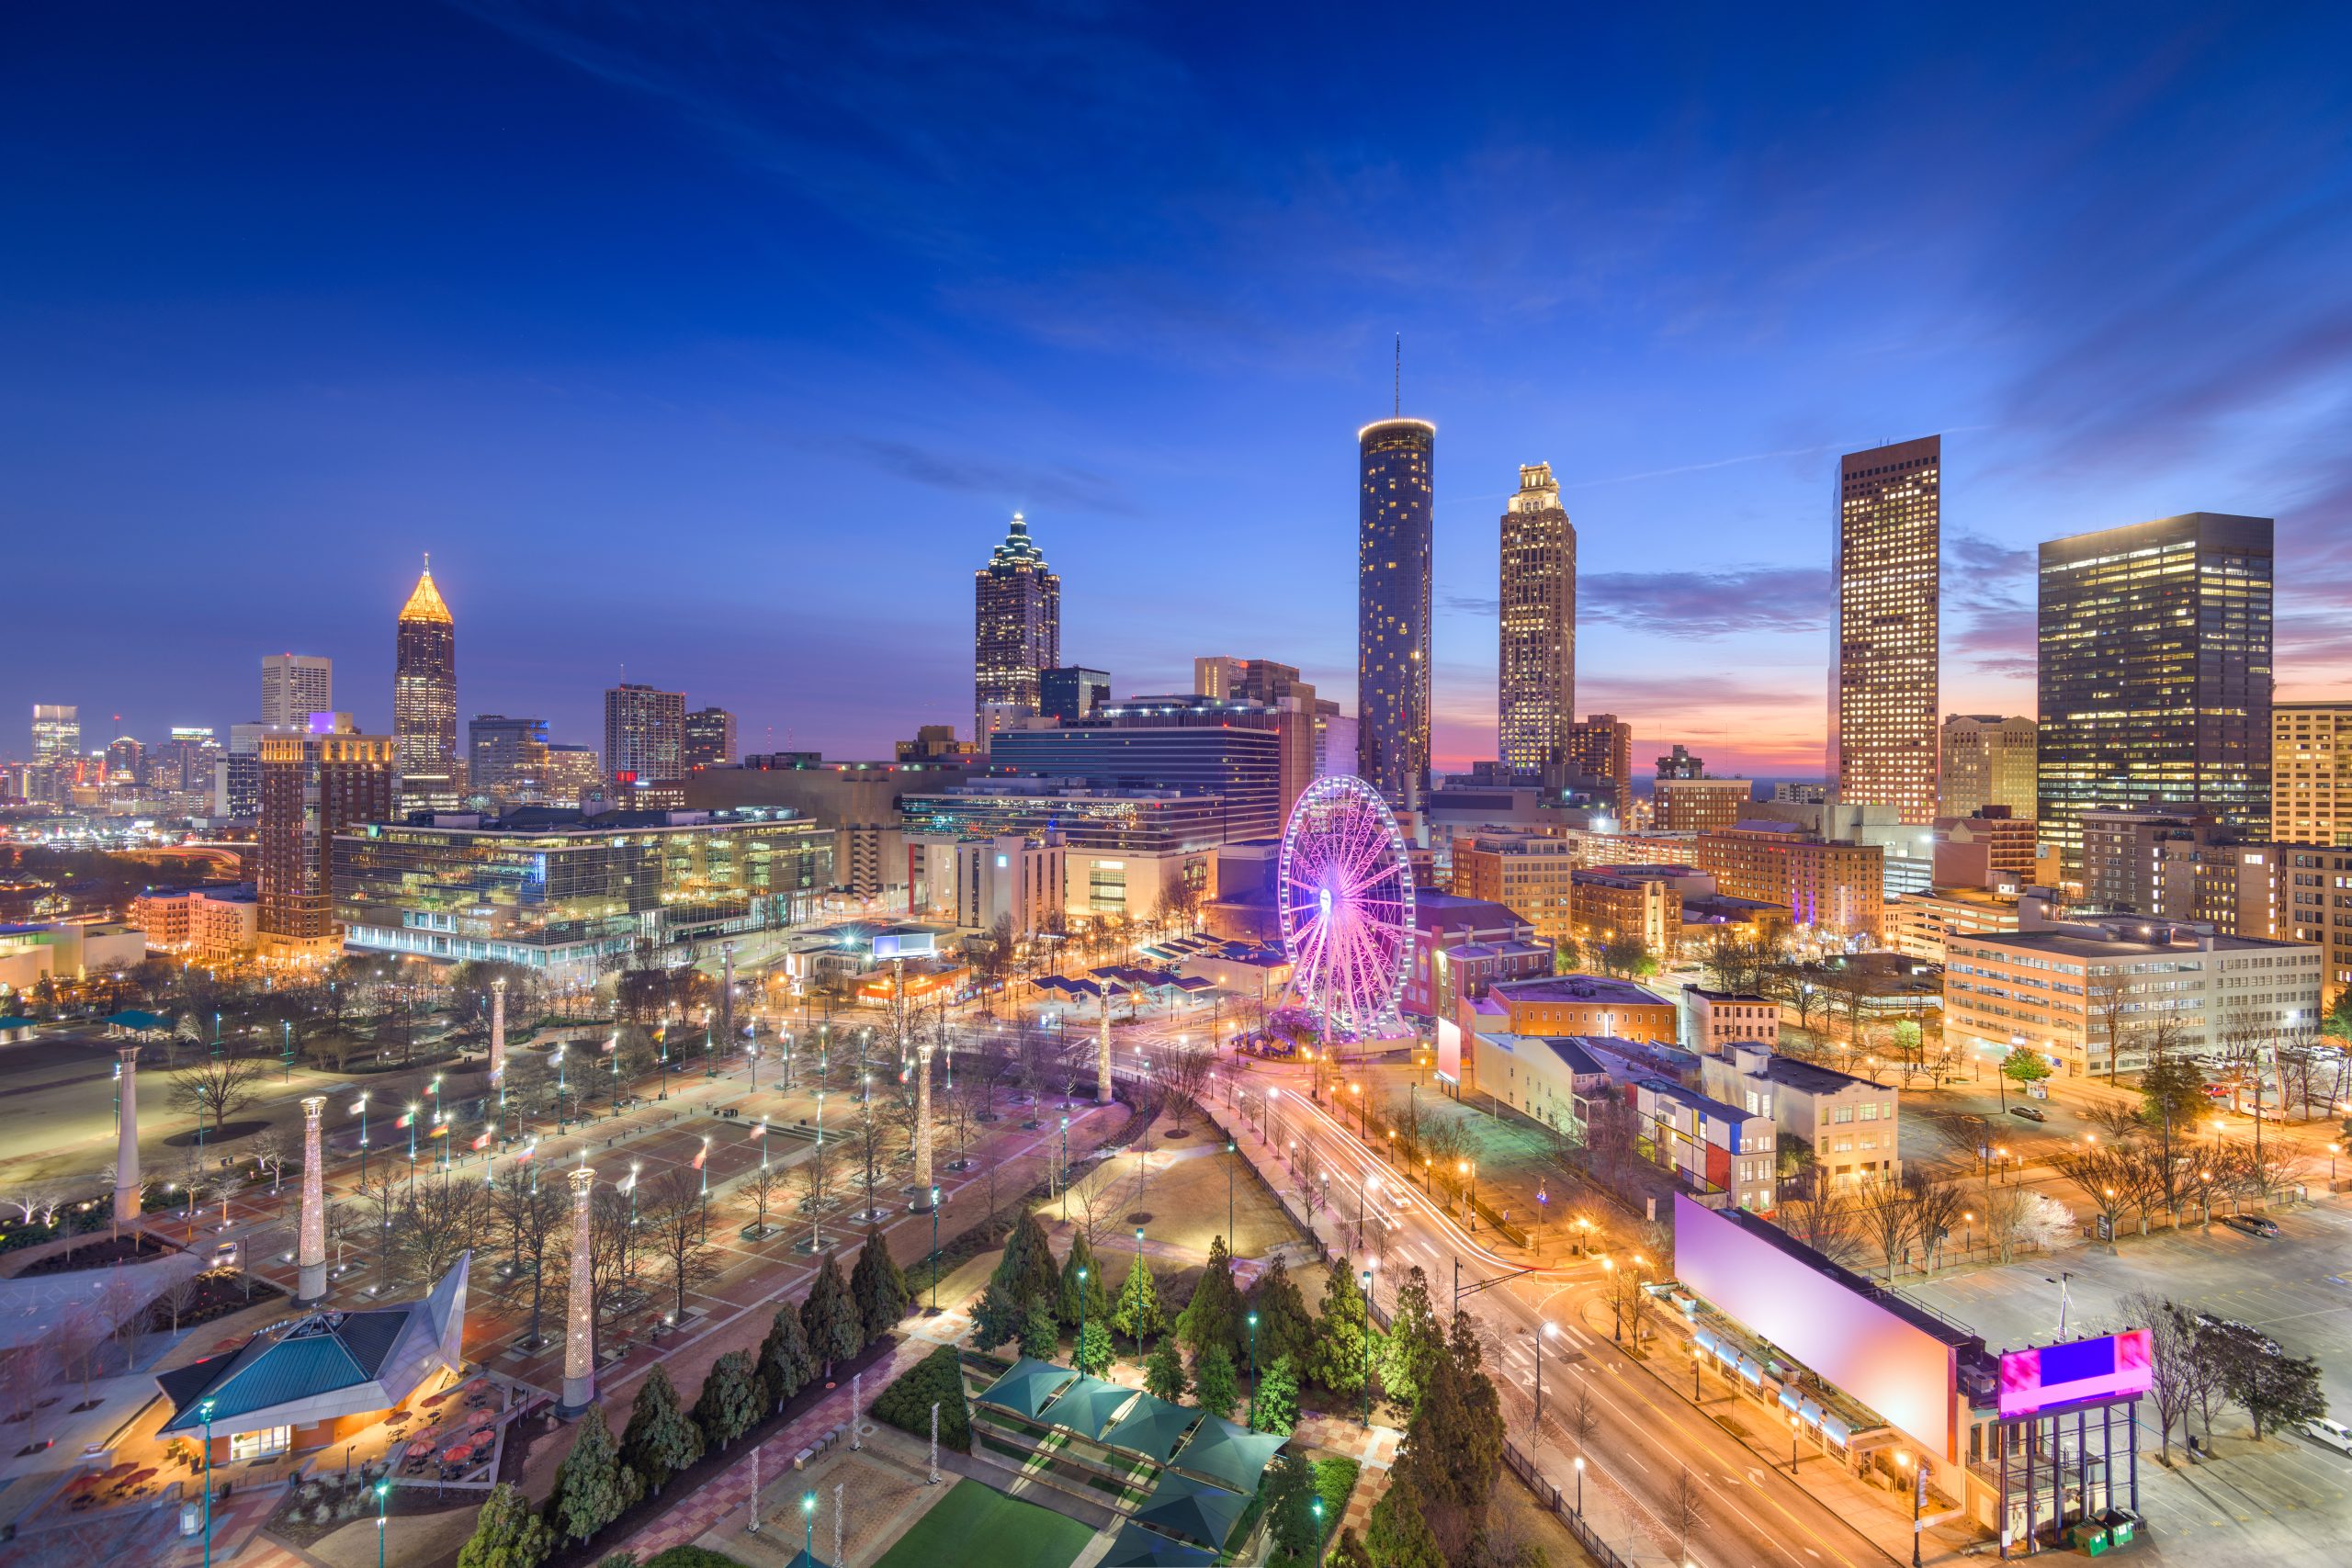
{"left": 156, "top": 1256, "right": 469, "bottom": 1439}
{"left": 1169, "top": 1414, "right": 1287, "bottom": 1495}
{"left": 102, "top": 1010, "right": 169, "bottom": 1031}
{"left": 1098, "top": 1391, "right": 1200, "bottom": 1462}
{"left": 1132, "top": 1472, "right": 1248, "bottom": 1551}
{"left": 1041, "top": 1373, "right": 1138, "bottom": 1441}
{"left": 1100, "top": 1520, "right": 1220, "bottom": 1567}
{"left": 972, "top": 1357, "right": 1077, "bottom": 1422}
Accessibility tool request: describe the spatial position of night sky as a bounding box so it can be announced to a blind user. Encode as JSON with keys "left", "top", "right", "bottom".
{"left": 6, "top": 3, "right": 2349, "bottom": 777}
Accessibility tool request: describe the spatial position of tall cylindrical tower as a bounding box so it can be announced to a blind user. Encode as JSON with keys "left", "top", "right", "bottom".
{"left": 1357, "top": 418, "right": 1435, "bottom": 811}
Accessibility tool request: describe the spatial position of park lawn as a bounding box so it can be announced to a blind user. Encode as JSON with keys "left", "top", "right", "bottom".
{"left": 871, "top": 1478, "right": 1093, "bottom": 1568}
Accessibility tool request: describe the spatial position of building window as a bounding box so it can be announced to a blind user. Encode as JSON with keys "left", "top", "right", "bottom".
{"left": 230, "top": 1426, "right": 291, "bottom": 1461}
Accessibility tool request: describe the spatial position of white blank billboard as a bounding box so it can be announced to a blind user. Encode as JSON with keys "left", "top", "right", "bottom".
{"left": 1674, "top": 1193, "right": 1957, "bottom": 1460}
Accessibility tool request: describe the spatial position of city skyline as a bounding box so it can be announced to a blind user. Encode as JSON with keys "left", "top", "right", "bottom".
{"left": 6, "top": 6, "right": 2351, "bottom": 775}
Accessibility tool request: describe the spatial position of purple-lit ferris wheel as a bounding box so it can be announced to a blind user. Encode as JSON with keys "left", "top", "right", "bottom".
{"left": 1277, "top": 774, "right": 1416, "bottom": 1039}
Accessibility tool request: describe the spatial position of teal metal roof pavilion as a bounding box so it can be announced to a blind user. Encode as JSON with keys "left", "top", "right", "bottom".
{"left": 972, "top": 1357, "right": 1077, "bottom": 1422}
{"left": 1131, "top": 1471, "right": 1248, "bottom": 1551}
{"left": 1098, "top": 1390, "right": 1200, "bottom": 1462}
{"left": 1040, "top": 1372, "right": 1139, "bottom": 1440}
{"left": 1167, "top": 1414, "right": 1286, "bottom": 1495}
{"left": 1100, "top": 1520, "right": 1220, "bottom": 1567}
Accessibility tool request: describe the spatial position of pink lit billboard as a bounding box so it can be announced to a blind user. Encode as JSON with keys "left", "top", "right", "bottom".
{"left": 1673, "top": 1194, "right": 1959, "bottom": 1461}
{"left": 1997, "top": 1330, "right": 2151, "bottom": 1417}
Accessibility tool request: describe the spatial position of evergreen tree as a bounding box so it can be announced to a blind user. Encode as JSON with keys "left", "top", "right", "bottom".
{"left": 1143, "top": 1334, "right": 1190, "bottom": 1404}
{"left": 1306, "top": 1256, "right": 1370, "bottom": 1396}
{"left": 1262, "top": 1450, "right": 1318, "bottom": 1562}
{"left": 1251, "top": 1352, "right": 1301, "bottom": 1436}
{"left": 619, "top": 1365, "right": 703, "bottom": 1494}
{"left": 550, "top": 1405, "right": 641, "bottom": 1545}
{"left": 457, "top": 1482, "right": 554, "bottom": 1568}
{"left": 992, "top": 1208, "right": 1060, "bottom": 1305}
{"left": 756, "top": 1299, "right": 818, "bottom": 1412}
{"left": 1377, "top": 1265, "right": 1444, "bottom": 1413}
{"left": 850, "top": 1225, "right": 911, "bottom": 1341}
{"left": 1364, "top": 1469, "right": 1444, "bottom": 1568}
{"left": 1325, "top": 1526, "right": 1372, "bottom": 1568}
{"left": 801, "top": 1250, "right": 866, "bottom": 1374}
{"left": 1057, "top": 1231, "right": 1111, "bottom": 1330}
{"left": 1020, "top": 1300, "right": 1062, "bottom": 1360}
{"left": 1075, "top": 1319, "right": 1115, "bottom": 1376}
{"left": 970, "top": 1279, "right": 1025, "bottom": 1353}
{"left": 692, "top": 1349, "right": 763, "bottom": 1449}
{"left": 1246, "top": 1257, "right": 1314, "bottom": 1370}
{"left": 1392, "top": 1312, "right": 1506, "bottom": 1559}
{"left": 1193, "top": 1341, "right": 1240, "bottom": 1418}
{"left": 1112, "top": 1248, "right": 1165, "bottom": 1350}
{"left": 1175, "top": 1235, "right": 1244, "bottom": 1361}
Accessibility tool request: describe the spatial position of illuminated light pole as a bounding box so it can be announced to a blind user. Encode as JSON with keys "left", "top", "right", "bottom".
{"left": 1246, "top": 1311, "right": 1260, "bottom": 1428}
{"left": 296, "top": 1096, "right": 327, "bottom": 1304}
{"left": 554, "top": 1046, "right": 569, "bottom": 1133}
{"left": 1790, "top": 1412, "right": 1803, "bottom": 1472}
{"left": 353, "top": 1093, "right": 369, "bottom": 1185}
{"left": 375, "top": 1479, "right": 390, "bottom": 1568}
{"left": 1573, "top": 1453, "right": 1585, "bottom": 1517}
{"left": 801, "top": 1491, "right": 816, "bottom": 1565}
{"left": 113, "top": 1047, "right": 141, "bottom": 1226}
{"left": 1535, "top": 1322, "right": 1557, "bottom": 1439}
{"left": 1361, "top": 1269, "right": 1374, "bottom": 1427}
{"left": 1076, "top": 1266, "right": 1089, "bottom": 1370}
{"left": 199, "top": 1397, "right": 217, "bottom": 1568}
{"left": 1226, "top": 1140, "right": 1236, "bottom": 1245}
{"left": 406, "top": 1102, "right": 419, "bottom": 1180}
{"left": 1603, "top": 1257, "right": 1620, "bottom": 1341}
{"left": 1898, "top": 1450, "right": 1923, "bottom": 1568}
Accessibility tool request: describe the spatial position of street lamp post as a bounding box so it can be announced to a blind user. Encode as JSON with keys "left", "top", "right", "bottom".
{"left": 1361, "top": 1269, "right": 1374, "bottom": 1427}
{"left": 375, "top": 1479, "right": 390, "bottom": 1568}
{"left": 1603, "top": 1257, "right": 1620, "bottom": 1340}
{"left": 801, "top": 1491, "right": 817, "bottom": 1564}
{"left": 354, "top": 1094, "right": 368, "bottom": 1185}
{"left": 1076, "top": 1265, "right": 1089, "bottom": 1370}
{"left": 199, "top": 1397, "right": 217, "bottom": 1568}
{"left": 1246, "top": 1311, "right": 1260, "bottom": 1428}
{"left": 1791, "top": 1414, "right": 1803, "bottom": 1472}
{"left": 1574, "top": 1453, "right": 1585, "bottom": 1517}
{"left": 1898, "top": 1452, "right": 1924, "bottom": 1568}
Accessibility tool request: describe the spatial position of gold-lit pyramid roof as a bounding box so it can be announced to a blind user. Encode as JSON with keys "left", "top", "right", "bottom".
{"left": 399, "top": 557, "right": 452, "bottom": 625}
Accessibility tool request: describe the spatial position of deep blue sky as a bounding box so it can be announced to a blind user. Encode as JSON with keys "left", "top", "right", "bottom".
{"left": 6, "top": 2, "right": 2349, "bottom": 775}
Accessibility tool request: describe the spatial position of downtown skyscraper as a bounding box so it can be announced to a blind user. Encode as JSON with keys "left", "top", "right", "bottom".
{"left": 972, "top": 513, "right": 1060, "bottom": 739}
{"left": 605, "top": 682, "right": 685, "bottom": 792}
{"left": 1498, "top": 461, "right": 1576, "bottom": 782}
{"left": 1832, "top": 435, "right": 1940, "bottom": 826}
{"left": 261, "top": 653, "right": 333, "bottom": 728}
{"left": 392, "top": 558, "right": 459, "bottom": 812}
{"left": 1358, "top": 416, "right": 1434, "bottom": 809}
{"left": 2038, "top": 513, "right": 2274, "bottom": 877}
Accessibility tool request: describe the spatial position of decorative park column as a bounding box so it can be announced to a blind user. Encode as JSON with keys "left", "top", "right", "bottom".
{"left": 296, "top": 1095, "right": 328, "bottom": 1304}
{"left": 112, "top": 1046, "right": 141, "bottom": 1224}
{"left": 1096, "top": 1003, "right": 1113, "bottom": 1105}
{"left": 489, "top": 976, "right": 507, "bottom": 1081}
{"left": 721, "top": 942, "right": 736, "bottom": 1050}
{"left": 911, "top": 1041, "right": 934, "bottom": 1206}
{"left": 560, "top": 1166, "right": 598, "bottom": 1416}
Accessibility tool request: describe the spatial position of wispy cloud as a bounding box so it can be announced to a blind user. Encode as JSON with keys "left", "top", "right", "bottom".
{"left": 1583, "top": 567, "right": 1828, "bottom": 637}
{"left": 830, "top": 434, "right": 1141, "bottom": 518}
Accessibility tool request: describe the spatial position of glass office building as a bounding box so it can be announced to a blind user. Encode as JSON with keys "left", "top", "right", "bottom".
{"left": 900, "top": 783, "right": 1236, "bottom": 853}
{"left": 2037, "top": 513, "right": 2273, "bottom": 878}
{"left": 333, "top": 809, "right": 831, "bottom": 972}
{"left": 987, "top": 721, "right": 1283, "bottom": 842}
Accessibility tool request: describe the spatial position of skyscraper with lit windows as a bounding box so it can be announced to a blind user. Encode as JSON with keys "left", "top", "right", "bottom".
{"left": 1498, "top": 461, "right": 1576, "bottom": 782}
{"left": 973, "top": 513, "right": 1060, "bottom": 739}
{"left": 1359, "top": 417, "right": 1434, "bottom": 809}
{"left": 2037, "top": 513, "right": 2273, "bottom": 877}
{"left": 392, "top": 558, "right": 458, "bottom": 812}
{"left": 1833, "top": 436, "right": 1940, "bottom": 826}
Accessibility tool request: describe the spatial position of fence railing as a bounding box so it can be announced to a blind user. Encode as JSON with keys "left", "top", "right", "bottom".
{"left": 1500, "top": 1438, "right": 1634, "bottom": 1568}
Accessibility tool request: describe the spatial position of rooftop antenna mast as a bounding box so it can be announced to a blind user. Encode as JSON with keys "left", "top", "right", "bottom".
{"left": 1394, "top": 333, "right": 1401, "bottom": 416}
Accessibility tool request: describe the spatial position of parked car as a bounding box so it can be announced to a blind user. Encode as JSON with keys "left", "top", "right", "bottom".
{"left": 2303, "top": 1417, "right": 2352, "bottom": 1455}
{"left": 209, "top": 1240, "right": 241, "bottom": 1268}
{"left": 2220, "top": 1213, "right": 2281, "bottom": 1238}
{"left": 2008, "top": 1105, "right": 2047, "bottom": 1122}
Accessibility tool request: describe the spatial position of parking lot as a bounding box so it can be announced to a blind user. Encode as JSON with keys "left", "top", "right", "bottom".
{"left": 1909, "top": 1201, "right": 2352, "bottom": 1565}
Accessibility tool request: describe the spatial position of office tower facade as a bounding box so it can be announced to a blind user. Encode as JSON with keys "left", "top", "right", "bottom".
{"left": 1358, "top": 417, "right": 1435, "bottom": 808}
{"left": 469, "top": 715, "right": 550, "bottom": 798}
{"left": 1192, "top": 659, "right": 1319, "bottom": 819}
{"left": 261, "top": 654, "right": 334, "bottom": 728}
{"left": 973, "top": 513, "right": 1061, "bottom": 739}
{"left": 2272, "top": 701, "right": 2352, "bottom": 847}
{"left": 1657, "top": 745, "right": 1703, "bottom": 780}
{"left": 684, "top": 706, "right": 738, "bottom": 769}
{"left": 542, "top": 745, "right": 605, "bottom": 807}
{"left": 1566, "top": 714, "right": 1634, "bottom": 821}
{"left": 1498, "top": 462, "right": 1577, "bottom": 781}
{"left": 257, "top": 726, "right": 396, "bottom": 955}
{"left": 2037, "top": 513, "right": 2274, "bottom": 876}
{"left": 28, "top": 705, "right": 78, "bottom": 803}
{"left": 1038, "top": 668, "right": 1111, "bottom": 724}
{"left": 989, "top": 715, "right": 1284, "bottom": 842}
{"left": 604, "top": 683, "right": 685, "bottom": 790}
{"left": 158, "top": 728, "right": 220, "bottom": 795}
{"left": 1939, "top": 714, "right": 2037, "bottom": 818}
{"left": 1655, "top": 776, "right": 1754, "bottom": 834}
{"left": 392, "top": 562, "right": 459, "bottom": 812}
{"left": 1833, "top": 436, "right": 1941, "bottom": 825}
{"left": 1195, "top": 656, "right": 1306, "bottom": 704}
{"left": 105, "top": 736, "right": 144, "bottom": 783}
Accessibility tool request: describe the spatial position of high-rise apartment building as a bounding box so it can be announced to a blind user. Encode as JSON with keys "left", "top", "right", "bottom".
{"left": 2037, "top": 513, "right": 2273, "bottom": 877}
{"left": 1038, "top": 668, "right": 1111, "bottom": 724}
{"left": 1696, "top": 821, "right": 1883, "bottom": 937}
{"left": 1358, "top": 417, "right": 1435, "bottom": 809}
{"left": 261, "top": 654, "right": 334, "bottom": 728}
{"left": 1566, "top": 714, "right": 1634, "bottom": 822}
{"left": 1195, "top": 656, "right": 1306, "bottom": 705}
{"left": 2272, "top": 701, "right": 2352, "bottom": 847}
{"left": 1939, "top": 714, "right": 2037, "bottom": 818}
{"left": 1655, "top": 777, "right": 1753, "bottom": 835}
{"left": 392, "top": 561, "right": 458, "bottom": 812}
{"left": 257, "top": 725, "right": 396, "bottom": 957}
{"left": 684, "top": 706, "right": 738, "bottom": 770}
{"left": 1191, "top": 658, "right": 1317, "bottom": 821}
{"left": 1450, "top": 830, "right": 1577, "bottom": 947}
{"left": 1833, "top": 436, "right": 1941, "bottom": 825}
{"left": 1498, "top": 462, "right": 1576, "bottom": 781}
{"left": 973, "top": 513, "right": 1061, "bottom": 739}
{"left": 604, "top": 683, "right": 685, "bottom": 791}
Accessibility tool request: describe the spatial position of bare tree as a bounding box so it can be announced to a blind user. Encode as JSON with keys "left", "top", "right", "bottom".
{"left": 159, "top": 1270, "right": 203, "bottom": 1334}
{"left": 2050, "top": 1147, "right": 2133, "bottom": 1247}
{"left": 167, "top": 1055, "right": 267, "bottom": 1135}
{"left": 642, "top": 1168, "right": 717, "bottom": 1325}
{"left": 1564, "top": 1372, "right": 1600, "bottom": 1454}
{"left": 847, "top": 1105, "right": 899, "bottom": 1222}
{"left": 739, "top": 1158, "right": 786, "bottom": 1238}
{"left": 2086, "top": 967, "right": 2133, "bottom": 1082}
{"left": 1154, "top": 1045, "right": 1214, "bottom": 1134}
{"left": 486, "top": 1168, "right": 566, "bottom": 1347}
{"left": 1907, "top": 1170, "right": 1969, "bottom": 1272}
{"left": 1854, "top": 1173, "right": 1919, "bottom": 1280}
{"left": 395, "top": 1172, "right": 487, "bottom": 1289}
{"left": 2121, "top": 1292, "right": 2199, "bottom": 1462}
{"left": 1778, "top": 1186, "right": 1865, "bottom": 1265}
{"left": 1668, "top": 1466, "right": 1708, "bottom": 1555}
